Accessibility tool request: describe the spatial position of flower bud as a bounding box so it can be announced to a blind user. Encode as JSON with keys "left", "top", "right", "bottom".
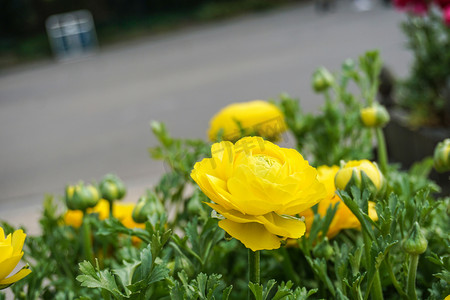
{"left": 360, "top": 103, "right": 390, "bottom": 128}
{"left": 403, "top": 222, "right": 428, "bottom": 255}
{"left": 335, "top": 160, "right": 384, "bottom": 196}
{"left": 65, "top": 183, "right": 100, "bottom": 211}
{"left": 433, "top": 138, "right": 450, "bottom": 173}
{"left": 132, "top": 193, "right": 165, "bottom": 223}
{"left": 99, "top": 174, "right": 126, "bottom": 202}
{"left": 313, "top": 238, "right": 334, "bottom": 259}
{"left": 312, "top": 67, "right": 334, "bottom": 92}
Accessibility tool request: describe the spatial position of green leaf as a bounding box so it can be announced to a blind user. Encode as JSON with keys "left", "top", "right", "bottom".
{"left": 77, "top": 260, "right": 127, "bottom": 299}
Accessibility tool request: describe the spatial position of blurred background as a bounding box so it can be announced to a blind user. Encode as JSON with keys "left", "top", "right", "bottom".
{"left": 0, "top": 0, "right": 410, "bottom": 232}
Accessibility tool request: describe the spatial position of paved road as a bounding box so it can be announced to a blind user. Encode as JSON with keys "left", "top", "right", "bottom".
{"left": 0, "top": 1, "right": 409, "bottom": 232}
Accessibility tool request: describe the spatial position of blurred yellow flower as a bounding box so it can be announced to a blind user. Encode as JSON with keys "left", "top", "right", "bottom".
{"left": 191, "top": 136, "right": 326, "bottom": 251}
{"left": 64, "top": 200, "right": 144, "bottom": 231}
{"left": 64, "top": 210, "right": 84, "bottom": 228}
{"left": 300, "top": 165, "right": 378, "bottom": 238}
{"left": 208, "top": 100, "right": 286, "bottom": 142}
{"left": 0, "top": 228, "right": 31, "bottom": 289}
{"left": 360, "top": 103, "right": 389, "bottom": 128}
{"left": 434, "top": 138, "right": 450, "bottom": 173}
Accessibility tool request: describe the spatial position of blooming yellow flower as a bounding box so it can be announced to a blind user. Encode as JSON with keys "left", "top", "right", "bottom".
{"left": 191, "top": 136, "right": 326, "bottom": 251}
{"left": 0, "top": 228, "right": 31, "bottom": 289}
{"left": 299, "top": 165, "right": 378, "bottom": 238}
{"left": 208, "top": 100, "right": 286, "bottom": 142}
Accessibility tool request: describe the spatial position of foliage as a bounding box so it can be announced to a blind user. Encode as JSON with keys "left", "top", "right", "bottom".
{"left": 276, "top": 51, "right": 382, "bottom": 166}
{"left": 396, "top": 10, "right": 450, "bottom": 127}
{"left": 1, "top": 51, "right": 449, "bottom": 299}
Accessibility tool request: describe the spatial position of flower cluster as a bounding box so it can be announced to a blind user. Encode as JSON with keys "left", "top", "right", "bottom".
{"left": 64, "top": 199, "right": 144, "bottom": 231}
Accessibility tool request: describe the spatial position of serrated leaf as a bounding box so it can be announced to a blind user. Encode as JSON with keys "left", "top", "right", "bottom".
{"left": 76, "top": 261, "right": 127, "bottom": 299}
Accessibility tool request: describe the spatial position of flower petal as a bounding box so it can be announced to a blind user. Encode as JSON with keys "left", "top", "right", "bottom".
{"left": 194, "top": 172, "right": 243, "bottom": 212}
{"left": 11, "top": 230, "right": 26, "bottom": 256}
{"left": 0, "top": 267, "right": 31, "bottom": 285}
{"left": 207, "top": 203, "right": 261, "bottom": 224}
{"left": 218, "top": 219, "right": 282, "bottom": 251}
{"left": 256, "top": 213, "right": 306, "bottom": 239}
{"left": 0, "top": 245, "right": 13, "bottom": 265}
{"left": 0, "top": 253, "right": 23, "bottom": 281}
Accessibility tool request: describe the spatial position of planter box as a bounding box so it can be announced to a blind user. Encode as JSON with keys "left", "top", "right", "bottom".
{"left": 384, "top": 109, "right": 450, "bottom": 194}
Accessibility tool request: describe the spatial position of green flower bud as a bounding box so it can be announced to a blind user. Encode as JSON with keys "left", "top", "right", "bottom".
{"left": 132, "top": 193, "right": 165, "bottom": 223}
{"left": 360, "top": 103, "right": 390, "bottom": 128}
{"left": 313, "top": 238, "right": 334, "bottom": 260}
{"left": 65, "top": 183, "right": 100, "bottom": 211}
{"left": 433, "top": 138, "right": 450, "bottom": 173}
{"left": 99, "top": 174, "right": 126, "bottom": 202}
{"left": 335, "top": 160, "right": 385, "bottom": 197}
{"left": 312, "top": 67, "right": 334, "bottom": 92}
{"left": 403, "top": 222, "right": 428, "bottom": 255}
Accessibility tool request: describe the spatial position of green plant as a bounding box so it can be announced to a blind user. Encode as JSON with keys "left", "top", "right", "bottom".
{"left": 395, "top": 11, "right": 450, "bottom": 127}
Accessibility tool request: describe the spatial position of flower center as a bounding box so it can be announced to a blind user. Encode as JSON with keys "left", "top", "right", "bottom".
{"left": 252, "top": 155, "right": 282, "bottom": 178}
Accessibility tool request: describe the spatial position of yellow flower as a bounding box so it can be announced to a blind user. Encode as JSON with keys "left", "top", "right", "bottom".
{"left": 63, "top": 210, "right": 84, "bottom": 228}
{"left": 299, "top": 165, "right": 378, "bottom": 238}
{"left": 64, "top": 200, "right": 144, "bottom": 231}
{"left": 191, "top": 136, "right": 326, "bottom": 251}
{"left": 0, "top": 228, "right": 31, "bottom": 289}
{"left": 335, "top": 160, "right": 384, "bottom": 192}
{"left": 360, "top": 103, "right": 390, "bottom": 128}
{"left": 208, "top": 100, "right": 286, "bottom": 142}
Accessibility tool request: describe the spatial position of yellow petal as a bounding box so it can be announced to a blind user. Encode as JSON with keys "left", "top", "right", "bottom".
{"left": 210, "top": 141, "right": 235, "bottom": 179}
{"left": 207, "top": 203, "right": 261, "bottom": 224}
{"left": 279, "top": 180, "right": 326, "bottom": 215}
{"left": 0, "top": 268, "right": 31, "bottom": 285}
{"left": 64, "top": 210, "right": 83, "bottom": 228}
{"left": 11, "top": 230, "right": 26, "bottom": 256}
{"left": 227, "top": 175, "right": 281, "bottom": 215}
{"left": 257, "top": 213, "right": 306, "bottom": 239}
{"left": 0, "top": 253, "right": 23, "bottom": 281}
{"left": 218, "top": 219, "right": 282, "bottom": 251}
{"left": 2, "top": 234, "right": 12, "bottom": 248}
{"left": 368, "top": 201, "right": 378, "bottom": 222}
{"left": 0, "top": 227, "right": 4, "bottom": 242}
{"left": 0, "top": 245, "right": 13, "bottom": 264}
{"left": 194, "top": 172, "right": 242, "bottom": 212}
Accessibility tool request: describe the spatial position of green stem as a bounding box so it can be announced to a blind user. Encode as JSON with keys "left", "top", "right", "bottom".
{"left": 248, "top": 249, "right": 260, "bottom": 300}
{"left": 362, "top": 231, "right": 383, "bottom": 300}
{"left": 384, "top": 259, "right": 408, "bottom": 299}
{"left": 375, "top": 128, "right": 388, "bottom": 175}
{"left": 280, "top": 247, "right": 300, "bottom": 285}
{"left": 406, "top": 255, "right": 419, "bottom": 300}
{"left": 82, "top": 212, "right": 94, "bottom": 264}
{"left": 109, "top": 200, "right": 114, "bottom": 218}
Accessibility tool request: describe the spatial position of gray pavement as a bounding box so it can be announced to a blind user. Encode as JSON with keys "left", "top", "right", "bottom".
{"left": 0, "top": 0, "right": 410, "bottom": 233}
